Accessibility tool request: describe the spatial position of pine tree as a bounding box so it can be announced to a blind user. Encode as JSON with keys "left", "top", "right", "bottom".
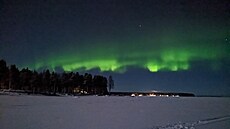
{"left": 108, "top": 75, "right": 114, "bottom": 93}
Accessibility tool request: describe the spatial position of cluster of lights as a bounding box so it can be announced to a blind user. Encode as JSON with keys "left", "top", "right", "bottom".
{"left": 131, "top": 93, "right": 179, "bottom": 97}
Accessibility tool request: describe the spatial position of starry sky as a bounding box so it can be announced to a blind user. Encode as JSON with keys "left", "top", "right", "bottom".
{"left": 1, "top": 0, "right": 229, "bottom": 96}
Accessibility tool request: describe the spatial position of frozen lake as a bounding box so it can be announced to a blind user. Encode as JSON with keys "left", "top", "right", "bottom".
{"left": 0, "top": 95, "right": 230, "bottom": 129}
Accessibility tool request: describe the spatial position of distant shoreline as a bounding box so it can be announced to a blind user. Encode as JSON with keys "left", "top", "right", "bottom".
{"left": 109, "top": 91, "right": 195, "bottom": 97}
{"left": 2, "top": 89, "right": 230, "bottom": 97}
{"left": 1, "top": 89, "right": 195, "bottom": 97}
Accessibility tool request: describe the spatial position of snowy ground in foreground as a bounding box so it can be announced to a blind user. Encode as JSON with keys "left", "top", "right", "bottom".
{"left": 0, "top": 96, "right": 230, "bottom": 129}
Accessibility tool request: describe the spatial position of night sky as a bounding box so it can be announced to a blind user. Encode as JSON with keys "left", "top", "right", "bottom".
{"left": 1, "top": 0, "right": 229, "bottom": 96}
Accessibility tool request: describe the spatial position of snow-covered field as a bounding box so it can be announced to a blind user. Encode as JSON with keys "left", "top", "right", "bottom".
{"left": 0, "top": 95, "right": 230, "bottom": 129}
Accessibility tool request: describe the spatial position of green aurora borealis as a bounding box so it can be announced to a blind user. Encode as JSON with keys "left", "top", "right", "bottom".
{"left": 27, "top": 29, "right": 228, "bottom": 73}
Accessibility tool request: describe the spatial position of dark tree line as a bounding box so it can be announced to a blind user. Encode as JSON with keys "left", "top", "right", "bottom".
{"left": 0, "top": 59, "right": 114, "bottom": 95}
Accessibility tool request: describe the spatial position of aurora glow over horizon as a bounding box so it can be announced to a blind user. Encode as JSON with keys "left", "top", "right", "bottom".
{"left": 27, "top": 35, "right": 227, "bottom": 73}
{"left": 24, "top": 26, "right": 228, "bottom": 73}
{"left": 1, "top": 0, "right": 229, "bottom": 95}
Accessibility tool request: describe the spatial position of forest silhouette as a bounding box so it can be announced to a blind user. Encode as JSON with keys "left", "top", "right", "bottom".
{"left": 0, "top": 59, "right": 114, "bottom": 95}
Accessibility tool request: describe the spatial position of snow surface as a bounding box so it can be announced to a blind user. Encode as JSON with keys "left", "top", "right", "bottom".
{"left": 0, "top": 95, "right": 230, "bottom": 129}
